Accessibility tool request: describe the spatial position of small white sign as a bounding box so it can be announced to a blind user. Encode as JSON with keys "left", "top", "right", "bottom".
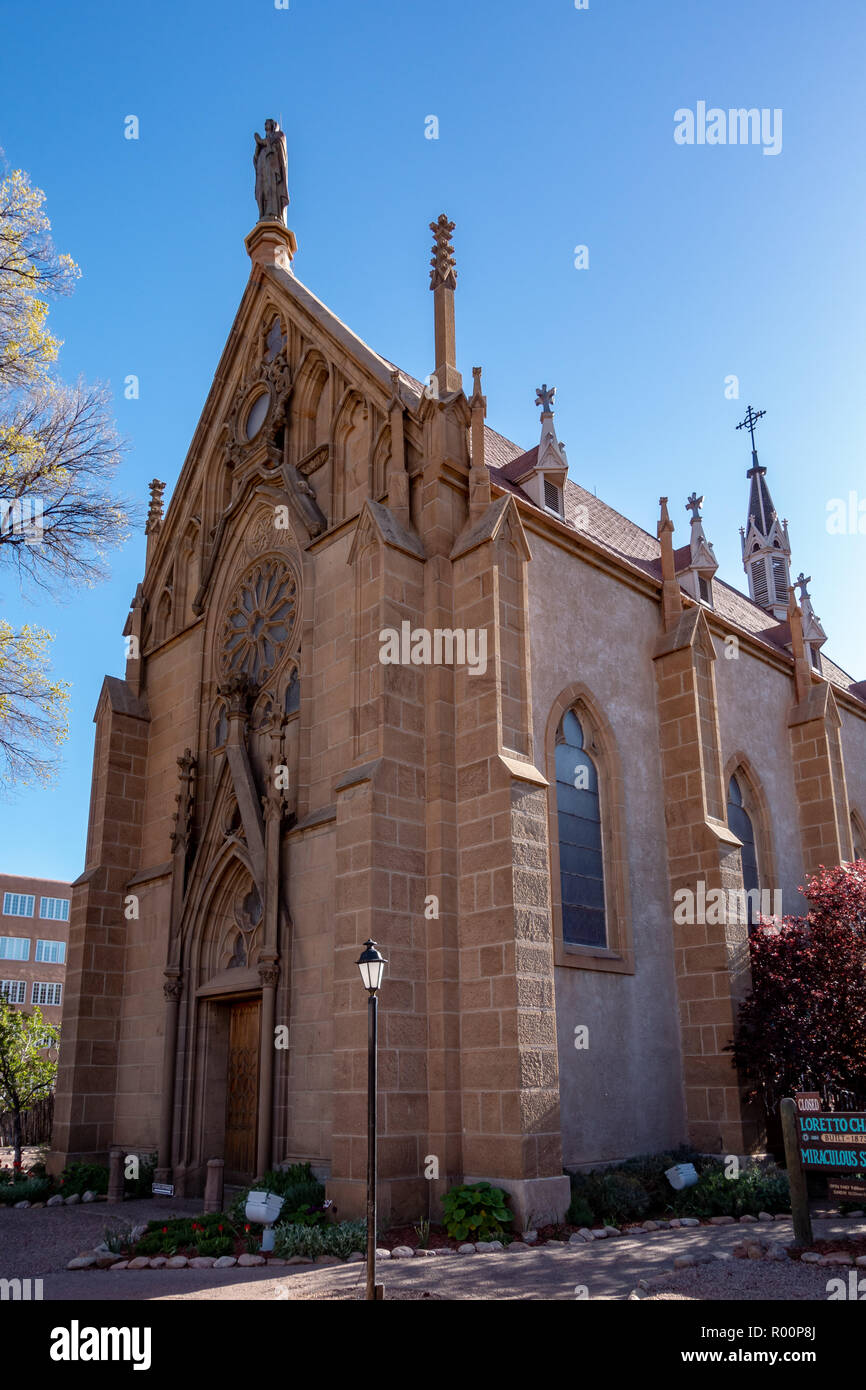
{"left": 152, "top": 1182, "right": 174, "bottom": 1196}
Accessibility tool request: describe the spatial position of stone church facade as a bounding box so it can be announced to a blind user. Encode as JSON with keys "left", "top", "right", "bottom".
{"left": 48, "top": 188, "right": 866, "bottom": 1228}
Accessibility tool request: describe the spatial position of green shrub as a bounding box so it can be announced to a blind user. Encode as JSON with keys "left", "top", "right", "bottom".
{"left": 566, "top": 1194, "right": 594, "bottom": 1228}
{"left": 672, "top": 1161, "right": 789, "bottom": 1219}
{"left": 195, "top": 1235, "right": 233, "bottom": 1258}
{"left": 60, "top": 1161, "right": 109, "bottom": 1195}
{"left": 0, "top": 1176, "right": 51, "bottom": 1205}
{"left": 273, "top": 1218, "right": 366, "bottom": 1261}
{"left": 440, "top": 1182, "right": 512, "bottom": 1242}
{"left": 282, "top": 1203, "right": 329, "bottom": 1227}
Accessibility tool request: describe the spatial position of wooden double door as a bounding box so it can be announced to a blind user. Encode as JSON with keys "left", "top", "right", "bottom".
{"left": 224, "top": 999, "right": 260, "bottom": 1180}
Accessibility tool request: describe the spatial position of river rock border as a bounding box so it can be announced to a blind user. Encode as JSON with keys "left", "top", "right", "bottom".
{"left": 628, "top": 1229, "right": 866, "bottom": 1299}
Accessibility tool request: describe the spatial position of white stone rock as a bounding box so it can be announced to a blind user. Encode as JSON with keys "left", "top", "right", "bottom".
{"left": 847, "top": 1209, "right": 865, "bottom": 1217}
{"left": 680, "top": 1217, "right": 700, "bottom": 1227}
{"left": 766, "top": 1245, "right": 789, "bottom": 1262}
{"left": 267, "top": 1258, "right": 287, "bottom": 1266}
{"left": 800, "top": 1252, "right": 822, "bottom": 1263}
{"left": 739, "top": 1214, "right": 757, "bottom": 1223}
{"left": 709, "top": 1215, "right": 735, "bottom": 1225}
{"left": 758, "top": 1212, "right": 774, "bottom": 1222}
{"left": 314, "top": 1255, "right": 341, "bottom": 1266}
{"left": 346, "top": 1251, "right": 365, "bottom": 1262}
{"left": 390, "top": 1245, "right": 415, "bottom": 1258}
{"left": 414, "top": 1247, "right": 437, "bottom": 1256}
{"left": 822, "top": 1252, "right": 853, "bottom": 1266}
{"left": 489, "top": 1240, "right": 504, "bottom": 1251}
{"left": 673, "top": 1255, "right": 695, "bottom": 1268}
{"left": 127, "top": 1257, "right": 151, "bottom": 1270}
{"left": 166, "top": 1256, "right": 188, "bottom": 1268}
{"left": 286, "top": 1255, "right": 313, "bottom": 1265}
{"left": 643, "top": 1220, "right": 658, "bottom": 1231}
{"left": 855, "top": 1256, "right": 866, "bottom": 1268}
{"left": 213, "top": 1256, "right": 237, "bottom": 1268}
{"left": 64, "top": 1192, "right": 81, "bottom": 1205}
{"left": 189, "top": 1257, "right": 215, "bottom": 1268}
{"left": 111, "top": 1261, "right": 129, "bottom": 1270}
{"left": 148, "top": 1257, "right": 167, "bottom": 1268}
{"left": 13, "top": 1200, "right": 30, "bottom": 1209}
{"left": 375, "top": 1248, "right": 392, "bottom": 1259}
{"left": 238, "top": 1253, "right": 265, "bottom": 1267}
{"left": 47, "top": 1194, "right": 64, "bottom": 1206}
{"left": 655, "top": 1221, "right": 670, "bottom": 1230}
{"left": 66, "top": 1255, "right": 96, "bottom": 1269}
{"left": 591, "top": 1228, "right": 608, "bottom": 1239}
{"left": 668, "top": 1218, "right": 681, "bottom": 1228}
{"left": 746, "top": 1243, "right": 765, "bottom": 1260}
{"left": 457, "top": 1243, "right": 475, "bottom": 1255}
{"left": 475, "top": 1241, "right": 494, "bottom": 1253}
{"left": 603, "top": 1225, "right": 620, "bottom": 1236}
{"left": 81, "top": 1191, "right": 97, "bottom": 1203}
{"left": 567, "top": 1233, "right": 584, "bottom": 1245}
{"left": 713, "top": 1251, "right": 733, "bottom": 1261}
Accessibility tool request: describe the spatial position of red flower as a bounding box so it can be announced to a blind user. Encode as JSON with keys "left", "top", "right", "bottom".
{"left": 218, "top": 1225, "right": 223, "bottom": 1233}
{"left": 162, "top": 1226, "right": 168, "bottom": 1234}
{"left": 244, "top": 1224, "right": 250, "bottom": 1233}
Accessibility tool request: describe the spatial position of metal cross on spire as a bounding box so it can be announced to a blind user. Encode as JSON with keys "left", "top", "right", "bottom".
{"left": 686, "top": 491, "right": 704, "bottom": 521}
{"left": 794, "top": 572, "right": 812, "bottom": 600}
{"left": 535, "top": 383, "right": 556, "bottom": 414}
{"left": 736, "top": 403, "right": 767, "bottom": 470}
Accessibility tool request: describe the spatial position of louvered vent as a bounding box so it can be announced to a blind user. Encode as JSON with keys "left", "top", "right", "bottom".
{"left": 751, "top": 559, "right": 770, "bottom": 607}
{"left": 771, "top": 556, "right": 788, "bottom": 603}
{"left": 544, "top": 479, "right": 561, "bottom": 513}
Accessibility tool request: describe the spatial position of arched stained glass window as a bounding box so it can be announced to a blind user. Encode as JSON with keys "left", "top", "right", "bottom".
{"left": 555, "top": 709, "right": 606, "bottom": 948}
{"left": 727, "top": 774, "right": 759, "bottom": 930}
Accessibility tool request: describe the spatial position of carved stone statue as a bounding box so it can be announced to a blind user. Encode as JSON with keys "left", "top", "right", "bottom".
{"left": 254, "top": 120, "right": 289, "bottom": 224}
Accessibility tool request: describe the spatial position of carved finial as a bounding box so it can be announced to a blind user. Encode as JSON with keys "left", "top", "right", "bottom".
{"left": 795, "top": 572, "right": 812, "bottom": 600}
{"left": 146, "top": 480, "right": 166, "bottom": 534}
{"left": 686, "top": 491, "right": 704, "bottom": 521}
{"left": 170, "top": 748, "right": 196, "bottom": 853}
{"left": 429, "top": 214, "right": 457, "bottom": 290}
{"left": 535, "top": 383, "right": 556, "bottom": 415}
{"left": 658, "top": 496, "right": 674, "bottom": 534}
{"left": 470, "top": 366, "right": 485, "bottom": 407}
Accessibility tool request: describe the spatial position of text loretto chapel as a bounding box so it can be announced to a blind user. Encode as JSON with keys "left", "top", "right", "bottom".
{"left": 46, "top": 117, "right": 866, "bottom": 1236}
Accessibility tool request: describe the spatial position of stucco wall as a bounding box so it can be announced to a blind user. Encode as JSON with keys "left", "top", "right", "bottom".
{"left": 527, "top": 537, "right": 687, "bottom": 1168}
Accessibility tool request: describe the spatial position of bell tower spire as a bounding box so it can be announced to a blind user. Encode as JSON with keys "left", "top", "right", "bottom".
{"left": 737, "top": 405, "right": 791, "bottom": 620}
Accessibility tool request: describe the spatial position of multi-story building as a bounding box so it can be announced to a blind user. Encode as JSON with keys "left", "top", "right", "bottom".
{"left": 0, "top": 874, "right": 71, "bottom": 1028}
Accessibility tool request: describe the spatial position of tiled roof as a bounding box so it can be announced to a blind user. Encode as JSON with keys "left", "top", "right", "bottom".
{"left": 482, "top": 427, "right": 863, "bottom": 704}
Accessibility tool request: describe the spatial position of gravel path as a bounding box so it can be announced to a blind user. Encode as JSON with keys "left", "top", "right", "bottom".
{"left": 0, "top": 1198, "right": 202, "bottom": 1280}
{"left": 643, "top": 1260, "right": 847, "bottom": 1300}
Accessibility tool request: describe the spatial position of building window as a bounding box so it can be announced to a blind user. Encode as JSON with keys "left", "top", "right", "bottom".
{"left": 555, "top": 709, "right": 606, "bottom": 949}
{"left": 727, "top": 774, "right": 760, "bottom": 931}
{"left": 698, "top": 575, "right": 713, "bottom": 606}
{"left": 0, "top": 980, "right": 26, "bottom": 1004}
{"left": 0, "top": 936, "right": 30, "bottom": 961}
{"left": 3, "top": 893, "right": 34, "bottom": 917}
{"left": 809, "top": 647, "right": 821, "bottom": 672}
{"left": 39, "top": 897, "right": 70, "bottom": 922}
{"left": 32, "top": 981, "right": 62, "bottom": 1007}
{"left": 35, "top": 939, "right": 66, "bottom": 964}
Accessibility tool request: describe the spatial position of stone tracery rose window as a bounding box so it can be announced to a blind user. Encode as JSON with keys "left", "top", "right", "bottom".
{"left": 220, "top": 559, "right": 297, "bottom": 684}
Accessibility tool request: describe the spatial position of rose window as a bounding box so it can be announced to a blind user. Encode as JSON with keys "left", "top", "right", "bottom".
{"left": 220, "top": 559, "right": 297, "bottom": 683}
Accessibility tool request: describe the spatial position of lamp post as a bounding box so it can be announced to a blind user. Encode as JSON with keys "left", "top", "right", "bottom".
{"left": 356, "top": 939, "right": 387, "bottom": 1301}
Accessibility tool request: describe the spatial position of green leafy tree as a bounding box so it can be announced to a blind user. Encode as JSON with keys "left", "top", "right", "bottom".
{"left": 0, "top": 996, "right": 59, "bottom": 1168}
{"left": 0, "top": 167, "right": 135, "bottom": 791}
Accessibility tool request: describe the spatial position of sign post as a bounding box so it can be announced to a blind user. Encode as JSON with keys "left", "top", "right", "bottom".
{"left": 780, "top": 1097, "right": 813, "bottom": 1246}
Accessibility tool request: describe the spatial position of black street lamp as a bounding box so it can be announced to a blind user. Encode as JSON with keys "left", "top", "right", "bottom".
{"left": 356, "top": 939, "right": 387, "bottom": 1301}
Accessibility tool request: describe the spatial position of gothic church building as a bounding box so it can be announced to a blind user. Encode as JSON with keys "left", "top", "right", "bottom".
{"left": 49, "top": 163, "right": 866, "bottom": 1227}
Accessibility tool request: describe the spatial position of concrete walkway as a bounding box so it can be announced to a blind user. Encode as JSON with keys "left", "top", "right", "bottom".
{"left": 20, "top": 1212, "right": 866, "bottom": 1301}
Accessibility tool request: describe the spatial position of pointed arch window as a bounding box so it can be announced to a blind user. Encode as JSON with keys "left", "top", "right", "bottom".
{"left": 727, "top": 773, "right": 760, "bottom": 931}
{"left": 555, "top": 710, "right": 606, "bottom": 949}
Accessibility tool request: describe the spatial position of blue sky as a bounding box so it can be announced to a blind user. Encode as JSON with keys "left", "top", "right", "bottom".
{"left": 1, "top": 0, "right": 865, "bottom": 878}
